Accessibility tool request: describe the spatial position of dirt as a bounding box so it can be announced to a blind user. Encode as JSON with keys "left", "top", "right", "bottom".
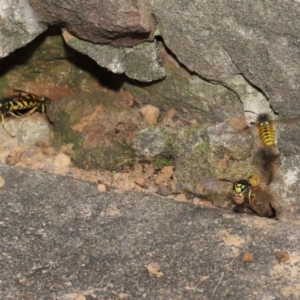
{"left": 0, "top": 138, "right": 190, "bottom": 201}
{"left": 242, "top": 251, "right": 254, "bottom": 262}
{"left": 145, "top": 262, "right": 164, "bottom": 278}
{"left": 0, "top": 106, "right": 274, "bottom": 219}
{"left": 0, "top": 93, "right": 218, "bottom": 207}
{"left": 140, "top": 104, "right": 160, "bottom": 125}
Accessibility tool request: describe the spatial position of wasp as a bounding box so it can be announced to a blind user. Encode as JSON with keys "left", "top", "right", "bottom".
{"left": 218, "top": 174, "right": 276, "bottom": 217}
{"left": 220, "top": 174, "right": 260, "bottom": 206}
{"left": 232, "top": 174, "right": 259, "bottom": 206}
{"left": 231, "top": 174, "right": 275, "bottom": 218}
{"left": 232, "top": 175, "right": 259, "bottom": 206}
{"left": 244, "top": 110, "right": 300, "bottom": 147}
{"left": 232, "top": 179, "right": 250, "bottom": 205}
{"left": 0, "top": 89, "right": 51, "bottom": 137}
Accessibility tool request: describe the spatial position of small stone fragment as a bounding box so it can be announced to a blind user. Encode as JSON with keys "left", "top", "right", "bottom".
{"left": 54, "top": 152, "right": 71, "bottom": 169}
{"left": 174, "top": 193, "right": 187, "bottom": 202}
{"left": 112, "top": 173, "right": 135, "bottom": 190}
{"left": 140, "top": 105, "right": 160, "bottom": 125}
{"left": 157, "top": 186, "right": 172, "bottom": 196}
{"left": 242, "top": 251, "right": 254, "bottom": 262}
{"left": 145, "top": 262, "right": 163, "bottom": 278}
{"left": 277, "top": 250, "right": 290, "bottom": 263}
{"left": 97, "top": 184, "right": 107, "bottom": 192}
{"left": 60, "top": 143, "right": 74, "bottom": 155}
{"left": 165, "top": 108, "right": 177, "bottom": 120}
{"left": 143, "top": 163, "right": 155, "bottom": 179}
{"left": 189, "top": 119, "right": 199, "bottom": 126}
{"left": 119, "top": 293, "right": 130, "bottom": 300}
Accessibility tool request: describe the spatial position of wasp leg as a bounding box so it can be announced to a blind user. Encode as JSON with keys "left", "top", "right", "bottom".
{"left": 217, "top": 188, "right": 231, "bottom": 204}
{"left": 248, "top": 190, "right": 256, "bottom": 207}
{"left": 45, "top": 114, "right": 53, "bottom": 124}
{"left": 8, "top": 111, "right": 24, "bottom": 118}
{"left": 39, "top": 104, "right": 53, "bottom": 124}
{"left": 24, "top": 106, "right": 38, "bottom": 117}
{"left": 1, "top": 114, "right": 14, "bottom": 137}
{"left": 9, "top": 106, "right": 39, "bottom": 119}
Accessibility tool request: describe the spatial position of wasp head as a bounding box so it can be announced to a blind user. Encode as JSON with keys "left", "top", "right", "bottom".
{"left": 233, "top": 179, "right": 249, "bottom": 196}
{"left": 40, "top": 96, "right": 51, "bottom": 105}
{"left": 257, "top": 114, "right": 270, "bottom": 127}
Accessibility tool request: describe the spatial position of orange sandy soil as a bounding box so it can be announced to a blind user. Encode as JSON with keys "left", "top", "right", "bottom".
{"left": 0, "top": 141, "right": 214, "bottom": 208}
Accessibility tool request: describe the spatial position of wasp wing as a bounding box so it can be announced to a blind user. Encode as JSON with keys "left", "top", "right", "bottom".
{"left": 273, "top": 116, "right": 300, "bottom": 125}
{"left": 11, "top": 89, "right": 40, "bottom": 102}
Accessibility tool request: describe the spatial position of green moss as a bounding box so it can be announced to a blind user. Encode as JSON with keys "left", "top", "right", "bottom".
{"left": 72, "top": 141, "right": 136, "bottom": 171}
{"left": 153, "top": 156, "right": 174, "bottom": 171}
{"left": 51, "top": 106, "right": 78, "bottom": 147}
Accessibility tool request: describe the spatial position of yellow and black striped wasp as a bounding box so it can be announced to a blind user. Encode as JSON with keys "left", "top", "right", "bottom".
{"left": 220, "top": 174, "right": 260, "bottom": 206}
{"left": 230, "top": 174, "right": 274, "bottom": 218}
{"left": 232, "top": 174, "right": 260, "bottom": 206}
{"left": 244, "top": 110, "right": 300, "bottom": 147}
{"left": 0, "top": 89, "right": 52, "bottom": 137}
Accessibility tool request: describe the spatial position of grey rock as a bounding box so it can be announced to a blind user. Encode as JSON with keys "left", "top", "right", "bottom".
{"left": 0, "top": 0, "right": 47, "bottom": 58}
{"left": 224, "top": 75, "right": 271, "bottom": 126}
{"left": 152, "top": 1, "right": 300, "bottom": 116}
{"left": 133, "top": 126, "right": 172, "bottom": 157}
{"left": 151, "top": 0, "right": 300, "bottom": 160}
{"left": 29, "top": 0, "right": 155, "bottom": 46}
{"left": 123, "top": 46, "right": 242, "bottom": 122}
{"left": 62, "top": 30, "right": 165, "bottom": 82}
{"left": 124, "top": 40, "right": 165, "bottom": 82}
{"left": 150, "top": 0, "right": 300, "bottom": 219}
{"left": 0, "top": 114, "right": 52, "bottom": 147}
{"left": 207, "top": 119, "right": 253, "bottom": 160}
{"left": 270, "top": 154, "right": 300, "bottom": 221}
{"left": 0, "top": 164, "right": 299, "bottom": 299}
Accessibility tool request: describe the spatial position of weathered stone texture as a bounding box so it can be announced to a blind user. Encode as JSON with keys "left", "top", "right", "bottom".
{"left": 62, "top": 30, "right": 165, "bottom": 82}
{"left": 1, "top": 164, "right": 300, "bottom": 299}
{"left": 150, "top": 0, "right": 300, "bottom": 219}
{"left": 152, "top": 1, "right": 300, "bottom": 115}
{"left": 29, "top": 0, "right": 155, "bottom": 46}
{"left": 0, "top": 0, "right": 46, "bottom": 58}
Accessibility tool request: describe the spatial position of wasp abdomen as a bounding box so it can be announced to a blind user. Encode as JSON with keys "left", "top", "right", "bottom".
{"left": 258, "top": 124, "right": 275, "bottom": 146}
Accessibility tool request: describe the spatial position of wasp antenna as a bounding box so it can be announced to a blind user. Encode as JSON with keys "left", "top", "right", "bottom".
{"left": 12, "top": 88, "right": 25, "bottom": 93}
{"left": 219, "top": 179, "right": 234, "bottom": 183}
{"left": 243, "top": 110, "right": 259, "bottom": 115}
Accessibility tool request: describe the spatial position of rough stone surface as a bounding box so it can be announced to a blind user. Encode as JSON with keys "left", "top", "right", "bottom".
{"left": 148, "top": 0, "right": 300, "bottom": 221}
{"left": 1, "top": 0, "right": 300, "bottom": 227}
{"left": 0, "top": 114, "right": 52, "bottom": 147}
{"left": 29, "top": 0, "right": 155, "bottom": 46}
{"left": 151, "top": 0, "right": 300, "bottom": 162}
{"left": 270, "top": 155, "right": 300, "bottom": 222}
{"left": 62, "top": 30, "right": 165, "bottom": 82}
{"left": 0, "top": 0, "right": 47, "bottom": 58}
{"left": 133, "top": 127, "right": 172, "bottom": 158}
{"left": 47, "top": 91, "right": 141, "bottom": 171}
{"left": 1, "top": 164, "right": 300, "bottom": 299}
{"left": 152, "top": 1, "right": 300, "bottom": 114}
{"left": 123, "top": 44, "right": 243, "bottom": 123}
